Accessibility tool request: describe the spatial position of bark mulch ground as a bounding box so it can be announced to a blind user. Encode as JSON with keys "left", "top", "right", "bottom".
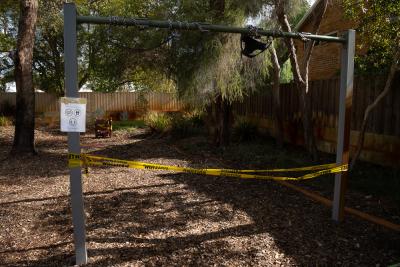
{"left": 0, "top": 126, "right": 399, "bottom": 266}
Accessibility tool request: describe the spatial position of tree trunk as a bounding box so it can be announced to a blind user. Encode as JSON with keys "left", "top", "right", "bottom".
{"left": 274, "top": 0, "right": 327, "bottom": 160}
{"left": 212, "top": 95, "right": 222, "bottom": 146}
{"left": 11, "top": 0, "right": 38, "bottom": 155}
{"left": 220, "top": 97, "right": 232, "bottom": 147}
{"left": 206, "top": 94, "right": 232, "bottom": 147}
{"left": 269, "top": 42, "right": 284, "bottom": 148}
{"left": 350, "top": 49, "right": 400, "bottom": 169}
{"left": 299, "top": 87, "right": 318, "bottom": 159}
{"left": 206, "top": 0, "right": 229, "bottom": 147}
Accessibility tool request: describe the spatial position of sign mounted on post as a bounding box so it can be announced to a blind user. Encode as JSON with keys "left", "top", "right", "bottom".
{"left": 60, "top": 97, "right": 87, "bottom": 132}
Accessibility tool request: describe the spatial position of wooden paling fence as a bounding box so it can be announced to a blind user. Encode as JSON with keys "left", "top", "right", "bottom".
{"left": 233, "top": 75, "right": 400, "bottom": 137}
{"left": 1, "top": 76, "right": 399, "bottom": 164}
{"left": 0, "top": 92, "right": 184, "bottom": 113}
{"left": 1, "top": 75, "right": 399, "bottom": 137}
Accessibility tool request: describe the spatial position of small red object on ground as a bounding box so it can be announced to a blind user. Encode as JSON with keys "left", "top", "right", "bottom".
{"left": 95, "top": 118, "right": 112, "bottom": 138}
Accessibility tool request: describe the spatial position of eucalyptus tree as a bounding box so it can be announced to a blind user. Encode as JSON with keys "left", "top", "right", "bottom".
{"left": 167, "top": 0, "right": 271, "bottom": 146}
{"left": 75, "top": 0, "right": 178, "bottom": 93}
{"left": 273, "top": 0, "right": 328, "bottom": 160}
{"left": 258, "top": 1, "right": 308, "bottom": 148}
{"left": 1, "top": 0, "right": 178, "bottom": 94}
{"left": 11, "top": 0, "right": 38, "bottom": 155}
{"left": 39, "top": 0, "right": 177, "bottom": 94}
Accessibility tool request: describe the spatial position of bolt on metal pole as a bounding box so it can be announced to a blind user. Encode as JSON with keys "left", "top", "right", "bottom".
{"left": 332, "top": 29, "right": 356, "bottom": 222}
{"left": 63, "top": 3, "right": 88, "bottom": 264}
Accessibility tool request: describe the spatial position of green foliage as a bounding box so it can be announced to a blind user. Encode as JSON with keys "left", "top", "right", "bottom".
{"left": 255, "top": 0, "right": 307, "bottom": 86}
{"left": 288, "top": 0, "right": 310, "bottom": 27}
{"left": 186, "top": 111, "right": 204, "bottom": 128}
{"left": 112, "top": 120, "right": 146, "bottom": 131}
{"left": 0, "top": 0, "right": 18, "bottom": 51}
{"left": 143, "top": 110, "right": 204, "bottom": 137}
{"left": 144, "top": 111, "right": 172, "bottom": 133}
{"left": 0, "top": 0, "right": 307, "bottom": 98}
{"left": 33, "top": 0, "right": 65, "bottom": 94}
{"left": 0, "top": 116, "right": 12, "bottom": 126}
{"left": 73, "top": 0, "right": 180, "bottom": 93}
{"left": 1, "top": 0, "right": 178, "bottom": 94}
{"left": 0, "top": 0, "right": 18, "bottom": 89}
{"left": 232, "top": 117, "right": 259, "bottom": 142}
{"left": 343, "top": 0, "right": 400, "bottom": 74}
{"left": 169, "top": 0, "right": 274, "bottom": 107}
{"left": 280, "top": 59, "right": 293, "bottom": 83}
{"left": 170, "top": 111, "right": 204, "bottom": 138}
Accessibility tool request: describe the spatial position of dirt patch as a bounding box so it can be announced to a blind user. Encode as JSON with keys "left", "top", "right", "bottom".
{"left": 0, "top": 126, "right": 399, "bottom": 266}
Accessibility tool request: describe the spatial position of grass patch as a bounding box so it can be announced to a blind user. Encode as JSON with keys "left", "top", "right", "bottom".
{"left": 142, "top": 111, "right": 205, "bottom": 137}
{"left": 144, "top": 112, "right": 172, "bottom": 133}
{"left": 113, "top": 120, "right": 146, "bottom": 131}
{"left": 0, "top": 116, "right": 12, "bottom": 126}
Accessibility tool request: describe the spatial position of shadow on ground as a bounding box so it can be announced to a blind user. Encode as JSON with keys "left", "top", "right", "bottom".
{"left": 1, "top": 130, "right": 399, "bottom": 266}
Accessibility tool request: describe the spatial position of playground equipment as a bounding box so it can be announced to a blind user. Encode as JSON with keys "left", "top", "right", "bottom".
{"left": 63, "top": 3, "right": 355, "bottom": 264}
{"left": 95, "top": 118, "right": 112, "bottom": 138}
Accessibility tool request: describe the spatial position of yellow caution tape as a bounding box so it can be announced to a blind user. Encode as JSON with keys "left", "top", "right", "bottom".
{"left": 68, "top": 153, "right": 347, "bottom": 181}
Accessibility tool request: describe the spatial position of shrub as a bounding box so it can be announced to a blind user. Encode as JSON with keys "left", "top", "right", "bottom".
{"left": 0, "top": 116, "right": 12, "bottom": 126}
{"left": 233, "top": 117, "right": 259, "bottom": 142}
{"left": 144, "top": 111, "right": 172, "bottom": 133}
{"left": 0, "top": 100, "right": 16, "bottom": 116}
{"left": 170, "top": 114, "right": 192, "bottom": 138}
{"left": 187, "top": 111, "right": 204, "bottom": 128}
{"left": 170, "top": 111, "right": 205, "bottom": 138}
{"left": 113, "top": 120, "right": 146, "bottom": 131}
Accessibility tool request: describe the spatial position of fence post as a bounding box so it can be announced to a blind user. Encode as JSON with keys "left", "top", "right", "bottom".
{"left": 332, "top": 30, "right": 355, "bottom": 222}
{"left": 64, "top": 3, "right": 88, "bottom": 264}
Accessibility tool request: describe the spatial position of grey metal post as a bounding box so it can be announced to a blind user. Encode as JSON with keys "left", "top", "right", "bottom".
{"left": 332, "top": 30, "right": 356, "bottom": 222}
{"left": 64, "top": 3, "right": 88, "bottom": 264}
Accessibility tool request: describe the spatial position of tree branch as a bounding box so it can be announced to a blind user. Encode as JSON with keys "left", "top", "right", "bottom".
{"left": 301, "top": 0, "right": 328, "bottom": 69}
{"left": 274, "top": 0, "right": 304, "bottom": 85}
{"left": 79, "top": 72, "right": 89, "bottom": 89}
{"left": 350, "top": 48, "right": 400, "bottom": 168}
{"left": 269, "top": 41, "right": 284, "bottom": 148}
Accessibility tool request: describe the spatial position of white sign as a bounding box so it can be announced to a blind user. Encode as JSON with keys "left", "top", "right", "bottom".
{"left": 60, "top": 97, "right": 87, "bottom": 132}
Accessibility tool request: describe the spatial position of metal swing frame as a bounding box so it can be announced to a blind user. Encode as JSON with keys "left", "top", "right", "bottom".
{"left": 63, "top": 3, "right": 355, "bottom": 264}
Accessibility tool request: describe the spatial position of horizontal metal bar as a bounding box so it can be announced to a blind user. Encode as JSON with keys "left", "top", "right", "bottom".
{"left": 76, "top": 15, "right": 346, "bottom": 43}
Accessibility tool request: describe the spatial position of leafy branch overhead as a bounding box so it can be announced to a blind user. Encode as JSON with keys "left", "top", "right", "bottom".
{"left": 343, "top": 0, "right": 400, "bottom": 168}
{"left": 1, "top": 0, "right": 309, "bottom": 98}
{"left": 343, "top": 0, "right": 400, "bottom": 74}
